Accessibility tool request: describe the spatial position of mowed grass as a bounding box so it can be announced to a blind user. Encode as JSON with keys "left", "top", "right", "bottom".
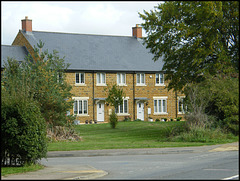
{"left": 48, "top": 121, "right": 238, "bottom": 151}
{"left": 1, "top": 164, "right": 45, "bottom": 177}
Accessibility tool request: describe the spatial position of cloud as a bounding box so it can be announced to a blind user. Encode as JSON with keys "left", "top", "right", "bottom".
{"left": 82, "top": 4, "right": 123, "bottom": 25}
{"left": 1, "top": 1, "right": 162, "bottom": 45}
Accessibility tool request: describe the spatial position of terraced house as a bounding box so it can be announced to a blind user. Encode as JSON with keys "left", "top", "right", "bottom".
{"left": 1, "top": 16, "right": 186, "bottom": 123}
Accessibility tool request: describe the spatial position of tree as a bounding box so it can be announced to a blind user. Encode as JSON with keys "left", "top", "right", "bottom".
{"left": 27, "top": 41, "right": 75, "bottom": 127}
{"left": 105, "top": 84, "right": 125, "bottom": 128}
{"left": 1, "top": 58, "right": 47, "bottom": 166}
{"left": 184, "top": 74, "right": 239, "bottom": 135}
{"left": 139, "top": 1, "right": 239, "bottom": 91}
{"left": 2, "top": 41, "right": 75, "bottom": 127}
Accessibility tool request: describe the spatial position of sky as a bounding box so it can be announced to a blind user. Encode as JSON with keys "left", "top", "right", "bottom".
{"left": 1, "top": 1, "right": 163, "bottom": 45}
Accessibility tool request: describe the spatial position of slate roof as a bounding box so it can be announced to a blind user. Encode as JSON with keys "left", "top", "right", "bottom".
{"left": 1, "top": 45, "right": 29, "bottom": 69}
{"left": 21, "top": 30, "right": 164, "bottom": 72}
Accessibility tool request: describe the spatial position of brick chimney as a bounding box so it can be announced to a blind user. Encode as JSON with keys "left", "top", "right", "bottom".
{"left": 21, "top": 16, "right": 32, "bottom": 32}
{"left": 132, "top": 24, "right": 142, "bottom": 38}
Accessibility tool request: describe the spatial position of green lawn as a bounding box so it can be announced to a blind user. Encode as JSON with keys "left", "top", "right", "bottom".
{"left": 48, "top": 121, "right": 238, "bottom": 151}
{"left": 1, "top": 164, "right": 44, "bottom": 177}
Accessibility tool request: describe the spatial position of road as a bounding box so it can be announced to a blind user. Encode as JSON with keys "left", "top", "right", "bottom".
{"left": 41, "top": 150, "right": 238, "bottom": 180}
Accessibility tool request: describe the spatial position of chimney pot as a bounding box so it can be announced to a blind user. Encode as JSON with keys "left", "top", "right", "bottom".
{"left": 21, "top": 16, "right": 32, "bottom": 32}
{"left": 132, "top": 24, "right": 142, "bottom": 38}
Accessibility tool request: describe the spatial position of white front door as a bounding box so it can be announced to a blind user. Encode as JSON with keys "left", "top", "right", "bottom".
{"left": 137, "top": 102, "right": 144, "bottom": 121}
{"left": 97, "top": 103, "right": 104, "bottom": 121}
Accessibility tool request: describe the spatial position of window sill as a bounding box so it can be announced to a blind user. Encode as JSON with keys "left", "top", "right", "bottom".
{"left": 136, "top": 84, "right": 146, "bottom": 86}
{"left": 75, "top": 114, "right": 90, "bottom": 117}
{"left": 116, "top": 113, "right": 130, "bottom": 116}
{"left": 153, "top": 113, "right": 168, "bottom": 115}
{"left": 178, "top": 112, "right": 185, "bottom": 115}
{"left": 75, "top": 83, "right": 86, "bottom": 86}
{"left": 96, "top": 84, "right": 107, "bottom": 86}
{"left": 155, "top": 84, "right": 165, "bottom": 87}
{"left": 117, "top": 84, "right": 127, "bottom": 86}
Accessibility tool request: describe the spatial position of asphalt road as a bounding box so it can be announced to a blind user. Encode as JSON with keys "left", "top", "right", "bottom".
{"left": 41, "top": 150, "right": 238, "bottom": 180}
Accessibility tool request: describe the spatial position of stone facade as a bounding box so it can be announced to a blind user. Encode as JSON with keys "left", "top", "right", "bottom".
{"left": 65, "top": 71, "right": 185, "bottom": 123}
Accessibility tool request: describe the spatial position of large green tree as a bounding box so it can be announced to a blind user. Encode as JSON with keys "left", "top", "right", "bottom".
{"left": 1, "top": 41, "right": 75, "bottom": 127}
{"left": 139, "top": 1, "right": 239, "bottom": 91}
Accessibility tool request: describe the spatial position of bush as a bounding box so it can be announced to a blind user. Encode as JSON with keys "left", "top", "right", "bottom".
{"left": 110, "top": 111, "right": 118, "bottom": 129}
{"left": 155, "top": 118, "right": 160, "bottom": 122}
{"left": 1, "top": 94, "right": 47, "bottom": 166}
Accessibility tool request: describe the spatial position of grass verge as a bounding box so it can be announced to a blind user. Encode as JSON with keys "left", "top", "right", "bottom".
{"left": 1, "top": 164, "right": 45, "bottom": 177}
{"left": 48, "top": 121, "right": 238, "bottom": 151}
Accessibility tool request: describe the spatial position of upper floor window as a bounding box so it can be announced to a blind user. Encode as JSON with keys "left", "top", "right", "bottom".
{"left": 136, "top": 73, "right": 145, "bottom": 85}
{"left": 76, "top": 72, "right": 85, "bottom": 84}
{"left": 117, "top": 73, "right": 126, "bottom": 85}
{"left": 156, "top": 73, "right": 164, "bottom": 85}
{"left": 96, "top": 73, "right": 106, "bottom": 85}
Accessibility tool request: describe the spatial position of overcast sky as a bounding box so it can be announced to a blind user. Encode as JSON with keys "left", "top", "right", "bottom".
{"left": 1, "top": 1, "right": 163, "bottom": 45}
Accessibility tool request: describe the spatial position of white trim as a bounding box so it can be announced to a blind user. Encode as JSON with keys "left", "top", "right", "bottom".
{"left": 116, "top": 113, "right": 130, "bottom": 116}
{"left": 153, "top": 96, "right": 168, "bottom": 99}
{"left": 136, "top": 73, "right": 146, "bottom": 86}
{"left": 96, "top": 72, "right": 106, "bottom": 85}
{"left": 75, "top": 72, "right": 85, "bottom": 84}
{"left": 153, "top": 97, "right": 168, "bottom": 114}
{"left": 75, "top": 83, "right": 86, "bottom": 86}
{"left": 155, "top": 73, "right": 164, "bottom": 86}
{"left": 72, "top": 97, "right": 89, "bottom": 100}
{"left": 117, "top": 73, "right": 127, "bottom": 86}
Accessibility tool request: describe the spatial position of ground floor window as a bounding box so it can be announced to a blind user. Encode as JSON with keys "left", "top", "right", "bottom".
{"left": 115, "top": 99, "right": 128, "bottom": 114}
{"left": 153, "top": 97, "right": 167, "bottom": 114}
{"left": 73, "top": 97, "right": 88, "bottom": 115}
{"left": 178, "top": 97, "right": 187, "bottom": 114}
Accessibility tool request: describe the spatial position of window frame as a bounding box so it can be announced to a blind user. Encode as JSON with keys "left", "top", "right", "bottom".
{"left": 136, "top": 73, "right": 145, "bottom": 86}
{"left": 115, "top": 98, "right": 129, "bottom": 115}
{"left": 155, "top": 73, "right": 164, "bottom": 86}
{"left": 75, "top": 72, "right": 85, "bottom": 85}
{"left": 178, "top": 96, "right": 187, "bottom": 114}
{"left": 117, "top": 73, "right": 126, "bottom": 86}
{"left": 73, "top": 97, "right": 89, "bottom": 116}
{"left": 96, "top": 72, "right": 106, "bottom": 85}
{"left": 153, "top": 97, "right": 168, "bottom": 115}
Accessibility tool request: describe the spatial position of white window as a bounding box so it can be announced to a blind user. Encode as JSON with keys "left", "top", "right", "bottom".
{"left": 117, "top": 73, "right": 126, "bottom": 85}
{"left": 153, "top": 97, "right": 168, "bottom": 114}
{"left": 136, "top": 73, "right": 145, "bottom": 85}
{"left": 57, "top": 72, "right": 63, "bottom": 83}
{"left": 96, "top": 73, "right": 106, "bottom": 85}
{"left": 115, "top": 99, "right": 128, "bottom": 114}
{"left": 73, "top": 97, "right": 89, "bottom": 115}
{"left": 75, "top": 73, "right": 85, "bottom": 84}
{"left": 156, "top": 73, "right": 164, "bottom": 85}
{"left": 178, "top": 97, "right": 187, "bottom": 114}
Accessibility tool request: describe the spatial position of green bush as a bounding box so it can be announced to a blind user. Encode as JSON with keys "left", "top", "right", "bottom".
{"left": 110, "top": 111, "right": 118, "bottom": 129}
{"left": 155, "top": 118, "right": 160, "bottom": 122}
{"left": 1, "top": 96, "right": 47, "bottom": 166}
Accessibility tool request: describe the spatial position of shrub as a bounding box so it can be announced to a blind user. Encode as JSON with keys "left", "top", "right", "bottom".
{"left": 155, "top": 118, "right": 160, "bottom": 122}
{"left": 1, "top": 93, "right": 47, "bottom": 166}
{"left": 110, "top": 111, "right": 118, "bottom": 129}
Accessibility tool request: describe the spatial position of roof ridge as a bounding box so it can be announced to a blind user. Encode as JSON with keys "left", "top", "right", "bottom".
{"left": 27, "top": 30, "right": 135, "bottom": 38}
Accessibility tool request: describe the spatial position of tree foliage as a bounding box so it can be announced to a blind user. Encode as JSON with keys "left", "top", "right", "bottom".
{"left": 184, "top": 74, "right": 239, "bottom": 135}
{"left": 139, "top": 1, "right": 239, "bottom": 91}
{"left": 105, "top": 84, "right": 125, "bottom": 128}
{"left": 1, "top": 58, "right": 47, "bottom": 166}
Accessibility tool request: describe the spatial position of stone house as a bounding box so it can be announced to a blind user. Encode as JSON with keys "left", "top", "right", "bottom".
{"left": 1, "top": 16, "right": 186, "bottom": 123}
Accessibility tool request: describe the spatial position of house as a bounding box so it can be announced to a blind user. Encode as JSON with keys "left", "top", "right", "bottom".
{"left": 2, "top": 16, "right": 186, "bottom": 123}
